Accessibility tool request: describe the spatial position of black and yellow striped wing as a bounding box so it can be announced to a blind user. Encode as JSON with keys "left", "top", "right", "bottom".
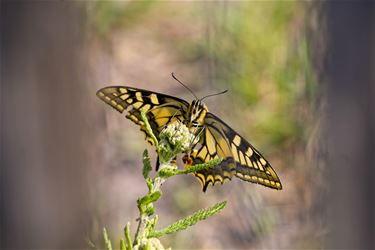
{"left": 96, "top": 86, "right": 190, "bottom": 144}
{"left": 191, "top": 112, "right": 282, "bottom": 191}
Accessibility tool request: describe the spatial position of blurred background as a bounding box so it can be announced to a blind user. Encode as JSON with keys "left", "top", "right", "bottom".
{"left": 1, "top": 1, "right": 374, "bottom": 249}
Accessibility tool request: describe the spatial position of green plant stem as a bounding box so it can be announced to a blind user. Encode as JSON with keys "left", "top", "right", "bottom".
{"left": 125, "top": 222, "right": 133, "bottom": 250}
{"left": 103, "top": 228, "right": 113, "bottom": 250}
{"left": 133, "top": 164, "right": 167, "bottom": 248}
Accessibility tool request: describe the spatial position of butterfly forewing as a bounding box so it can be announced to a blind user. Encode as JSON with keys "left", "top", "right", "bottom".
{"left": 96, "top": 86, "right": 189, "bottom": 144}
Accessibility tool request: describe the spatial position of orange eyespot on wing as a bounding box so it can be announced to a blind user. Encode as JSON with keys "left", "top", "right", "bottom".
{"left": 182, "top": 155, "right": 193, "bottom": 166}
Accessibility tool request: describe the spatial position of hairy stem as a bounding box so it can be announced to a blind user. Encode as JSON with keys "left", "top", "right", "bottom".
{"left": 133, "top": 163, "right": 167, "bottom": 249}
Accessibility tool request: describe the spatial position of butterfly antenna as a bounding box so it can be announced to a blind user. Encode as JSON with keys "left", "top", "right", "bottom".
{"left": 200, "top": 89, "right": 228, "bottom": 101}
{"left": 171, "top": 72, "right": 198, "bottom": 100}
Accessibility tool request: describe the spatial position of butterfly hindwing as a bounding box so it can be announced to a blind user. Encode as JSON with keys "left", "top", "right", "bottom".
{"left": 96, "top": 86, "right": 189, "bottom": 144}
{"left": 190, "top": 112, "right": 282, "bottom": 191}
{"left": 190, "top": 120, "right": 236, "bottom": 191}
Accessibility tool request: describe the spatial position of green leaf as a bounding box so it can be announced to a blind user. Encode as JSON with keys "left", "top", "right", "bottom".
{"left": 137, "top": 191, "right": 162, "bottom": 208}
{"left": 148, "top": 215, "right": 158, "bottom": 232}
{"left": 103, "top": 228, "right": 113, "bottom": 250}
{"left": 124, "top": 222, "right": 133, "bottom": 250}
{"left": 145, "top": 204, "right": 155, "bottom": 216}
{"left": 140, "top": 111, "right": 158, "bottom": 147}
{"left": 146, "top": 178, "right": 153, "bottom": 191}
{"left": 149, "top": 201, "right": 227, "bottom": 238}
{"left": 120, "top": 239, "right": 126, "bottom": 250}
{"left": 142, "top": 150, "right": 152, "bottom": 179}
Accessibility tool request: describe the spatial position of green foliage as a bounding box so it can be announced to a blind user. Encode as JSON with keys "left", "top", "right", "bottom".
{"left": 142, "top": 150, "right": 152, "bottom": 179}
{"left": 124, "top": 223, "right": 133, "bottom": 250}
{"left": 102, "top": 114, "right": 227, "bottom": 249}
{"left": 149, "top": 201, "right": 226, "bottom": 238}
{"left": 90, "top": 1, "right": 154, "bottom": 37}
{"left": 140, "top": 112, "right": 159, "bottom": 148}
{"left": 175, "top": 158, "right": 223, "bottom": 175}
{"left": 158, "top": 157, "right": 223, "bottom": 178}
{"left": 120, "top": 239, "right": 126, "bottom": 250}
{"left": 103, "top": 228, "right": 113, "bottom": 250}
{"left": 138, "top": 191, "right": 161, "bottom": 209}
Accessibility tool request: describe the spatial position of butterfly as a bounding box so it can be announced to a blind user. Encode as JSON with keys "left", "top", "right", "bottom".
{"left": 97, "top": 81, "right": 282, "bottom": 192}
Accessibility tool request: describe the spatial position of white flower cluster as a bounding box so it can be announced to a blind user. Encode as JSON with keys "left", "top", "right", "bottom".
{"left": 159, "top": 122, "right": 197, "bottom": 152}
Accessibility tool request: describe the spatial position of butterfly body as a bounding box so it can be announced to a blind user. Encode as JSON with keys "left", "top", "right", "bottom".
{"left": 185, "top": 99, "right": 207, "bottom": 127}
{"left": 97, "top": 86, "right": 282, "bottom": 191}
